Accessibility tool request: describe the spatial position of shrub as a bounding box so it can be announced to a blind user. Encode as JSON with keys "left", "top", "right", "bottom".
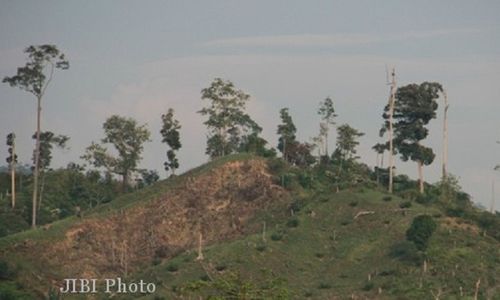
{"left": 349, "top": 201, "right": 358, "bottom": 207}
{"left": 166, "top": 263, "right": 179, "bottom": 272}
{"left": 399, "top": 201, "right": 412, "bottom": 209}
{"left": 286, "top": 218, "right": 299, "bottom": 228}
{"left": 271, "top": 232, "right": 283, "bottom": 241}
{"left": 215, "top": 264, "right": 227, "bottom": 271}
{"left": 362, "top": 282, "right": 374, "bottom": 291}
{"left": 340, "top": 220, "right": 350, "bottom": 226}
{"left": 0, "top": 260, "right": 14, "bottom": 280}
{"left": 267, "top": 157, "right": 287, "bottom": 174}
{"left": 256, "top": 244, "right": 267, "bottom": 252}
{"left": 290, "top": 198, "right": 306, "bottom": 213}
{"left": 406, "top": 215, "right": 437, "bottom": 251}
{"left": 389, "top": 241, "right": 422, "bottom": 265}
{"left": 382, "top": 196, "right": 392, "bottom": 202}
{"left": 318, "top": 283, "right": 331, "bottom": 289}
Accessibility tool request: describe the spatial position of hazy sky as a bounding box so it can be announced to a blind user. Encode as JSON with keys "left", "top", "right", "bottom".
{"left": 1, "top": 1, "right": 499, "bottom": 210}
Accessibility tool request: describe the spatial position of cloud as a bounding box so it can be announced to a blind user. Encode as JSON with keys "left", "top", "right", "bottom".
{"left": 201, "top": 29, "right": 481, "bottom": 49}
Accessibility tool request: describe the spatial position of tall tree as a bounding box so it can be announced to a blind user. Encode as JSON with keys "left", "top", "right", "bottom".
{"left": 82, "top": 115, "right": 151, "bottom": 190}
{"left": 385, "top": 82, "right": 442, "bottom": 193}
{"left": 160, "top": 108, "right": 182, "bottom": 175}
{"left": 198, "top": 78, "right": 260, "bottom": 158}
{"left": 277, "top": 108, "right": 297, "bottom": 162}
{"left": 31, "top": 131, "right": 69, "bottom": 210}
{"left": 6, "top": 133, "right": 18, "bottom": 208}
{"left": 3, "top": 45, "right": 69, "bottom": 227}
{"left": 318, "top": 97, "right": 337, "bottom": 156}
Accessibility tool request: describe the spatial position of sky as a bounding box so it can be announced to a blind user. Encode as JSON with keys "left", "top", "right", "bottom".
{"left": 0, "top": 0, "right": 499, "bottom": 211}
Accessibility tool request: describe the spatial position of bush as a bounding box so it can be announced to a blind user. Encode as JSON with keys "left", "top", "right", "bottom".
{"left": 0, "top": 282, "right": 31, "bottom": 300}
{"left": 215, "top": 264, "right": 227, "bottom": 271}
{"left": 415, "top": 192, "right": 437, "bottom": 205}
{"left": 286, "top": 218, "right": 299, "bottom": 228}
{"left": 256, "top": 244, "right": 267, "bottom": 252}
{"left": 267, "top": 158, "right": 287, "bottom": 174}
{"left": 349, "top": 201, "right": 358, "bottom": 207}
{"left": 362, "top": 282, "right": 374, "bottom": 291}
{"left": 166, "top": 263, "right": 179, "bottom": 272}
{"left": 271, "top": 232, "right": 283, "bottom": 241}
{"left": 289, "top": 198, "right": 306, "bottom": 213}
{"left": 382, "top": 196, "right": 392, "bottom": 202}
{"left": 406, "top": 215, "right": 437, "bottom": 251}
{"left": 389, "top": 241, "right": 422, "bottom": 265}
{"left": 399, "top": 201, "right": 412, "bottom": 209}
{"left": 318, "top": 283, "right": 331, "bottom": 289}
{"left": 0, "top": 260, "right": 15, "bottom": 280}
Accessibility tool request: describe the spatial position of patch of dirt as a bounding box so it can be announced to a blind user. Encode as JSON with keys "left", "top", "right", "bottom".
{"left": 441, "top": 217, "right": 480, "bottom": 234}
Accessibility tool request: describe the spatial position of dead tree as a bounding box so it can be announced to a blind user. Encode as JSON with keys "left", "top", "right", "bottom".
{"left": 442, "top": 89, "right": 449, "bottom": 180}
{"left": 196, "top": 232, "right": 204, "bottom": 261}
{"left": 6, "top": 133, "right": 16, "bottom": 208}
{"left": 387, "top": 68, "right": 397, "bottom": 193}
{"left": 473, "top": 278, "right": 481, "bottom": 300}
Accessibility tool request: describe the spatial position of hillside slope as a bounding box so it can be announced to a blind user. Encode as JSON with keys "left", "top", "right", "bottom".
{"left": 0, "top": 155, "right": 291, "bottom": 298}
{"left": 0, "top": 155, "right": 499, "bottom": 299}
{"left": 124, "top": 189, "right": 500, "bottom": 300}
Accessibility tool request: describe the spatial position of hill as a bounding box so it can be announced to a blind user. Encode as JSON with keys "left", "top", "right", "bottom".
{"left": 0, "top": 154, "right": 499, "bottom": 299}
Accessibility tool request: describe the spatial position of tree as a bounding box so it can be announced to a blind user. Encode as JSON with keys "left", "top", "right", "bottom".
{"left": 6, "top": 133, "right": 18, "bottom": 208}
{"left": 406, "top": 215, "right": 437, "bottom": 251}
{"left": 31, "top": 131, "right": 69, "bottom": 210}
{"left": 238, "top": 132, "right": 276, "bottom": 158}
{"left": 3, "top": 44, "right": 69, "bottom": 228}
{"left": 32, "top": 132, "right": 69, "bottom": 171}
{"left": 318, "top": 97, "right": 337, "bottom": 156}
{"left": 138, "top": 169, "right": 160, "bottom": 187}
{"left": 335, "top": 124, "right": 364, "bottom": 162}
{"left": 372, "top": 142, "right": 387, "bottom": 185}
{"left": 277, "top": 108, "right": 297, "bottom": 162}
{"left": 198, "top": 78, "right": 261, "bottom": 158}
{"left": 82, "top": 115, "right": 151, "bottom": 190}
{"left": 383, "top": 82, "right": 442, "bottom": 193}
{"left": 160, "top": 108, "right": 182, "bottom": 175}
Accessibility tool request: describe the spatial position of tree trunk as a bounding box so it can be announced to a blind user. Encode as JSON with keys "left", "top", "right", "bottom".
{"left": 442, "top": 90, "right": 449, "bottom": 180}
{"left": 388, "top": 68, "right": 396, "bottom": 194}
{"left": 196, "top": 232, "right": 204, "bottom": 260}
{"left": 418, "top": 161, "right": 424, "bottom": 194}
{"left": 32, "top": 96, "right": 42, "bottom": 228}
{"left": 10, "top": 139, "right": 16, "bottom": 209}
{"left": 122, "top": 171, "right": 129, "bottom": 192}
{"left": 325, "top": 131, "right": 329, "bottom": 158}
{"left": 38, "top": 172, "right": 46, "bottom": 211}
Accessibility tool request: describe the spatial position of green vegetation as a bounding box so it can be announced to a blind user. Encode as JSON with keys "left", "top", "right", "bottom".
{"left": 0, "top": 45, "right": 499, "bottom": 299}
{"left": 406, "top": 215, "right": 438, "bottom": 251}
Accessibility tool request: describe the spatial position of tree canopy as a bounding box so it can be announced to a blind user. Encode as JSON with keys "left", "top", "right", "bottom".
{"left": 82, "top": 115, "right": 151, "bottom": 189}
{"left": 160, "top": 108, "right": 182, "bottom": 175}
{"left": 199, "top": 78, "right": 261, "bottom": 158}
{"left": 382, "top": 82, "right": 442, "bottom": 193}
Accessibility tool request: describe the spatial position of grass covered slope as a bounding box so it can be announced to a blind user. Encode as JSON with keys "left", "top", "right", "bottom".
{"left": 130, "top": 189, "right": 500, "bottom": 299}
{"left": 0, "top": 154, "right": 499, "bottom": 299}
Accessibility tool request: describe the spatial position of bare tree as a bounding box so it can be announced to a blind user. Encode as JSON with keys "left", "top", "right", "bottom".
{"left": 442, "top": 89, "right": 449, "bottom": 180}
